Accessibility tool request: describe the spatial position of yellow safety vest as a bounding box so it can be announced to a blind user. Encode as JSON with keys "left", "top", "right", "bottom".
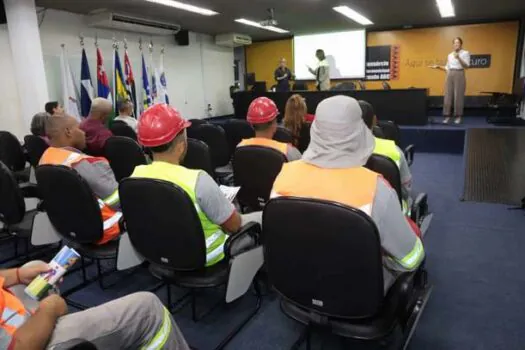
{"left": 132, "top": 162, "right": 227, "bottom": 266}
{"left": 238, "top": 137, "right": 288, "bottom": 156}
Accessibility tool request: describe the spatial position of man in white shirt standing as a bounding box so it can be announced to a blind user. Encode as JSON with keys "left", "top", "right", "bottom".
{"left": 307, "top": 49, "right": 331, "bottom": 91}
{"left": 432, "top": 37, "right": 470, "bottom": 124}
{"left": 115, "top": 99, "right": 138, "bottom": 132}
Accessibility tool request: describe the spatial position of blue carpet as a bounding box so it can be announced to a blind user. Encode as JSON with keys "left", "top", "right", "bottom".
{"left": 1, "top": 152, "right": 524, "bottom": 349}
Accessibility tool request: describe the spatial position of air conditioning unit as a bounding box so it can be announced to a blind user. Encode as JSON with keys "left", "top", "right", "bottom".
{"left": 86, "top": 12, "right": 181, "bottom": 36}
{"left": 215, "top": 33, "right": 252, "bottom": 48}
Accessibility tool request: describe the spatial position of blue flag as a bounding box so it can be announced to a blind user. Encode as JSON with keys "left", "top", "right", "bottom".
{"left": 141, "top": 53, "right": 152, "bottom": 113}
{"left": 80, "top": 48, "right": 94, "bottom": 117}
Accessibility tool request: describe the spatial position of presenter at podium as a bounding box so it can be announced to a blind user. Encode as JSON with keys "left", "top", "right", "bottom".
{"left": 274, "top": 58, "right": 294, "bottom": 92}
{"left": 431, "top": 37, "right": 470, "bottom": 124}
{"left": 307, "top": 49, "right": 331, "bottom": 91}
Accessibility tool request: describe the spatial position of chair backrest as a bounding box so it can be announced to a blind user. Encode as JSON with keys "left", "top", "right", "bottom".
{"left": 263, "top": 197, "right": 384, "bottom": 319}
{"left": 110, "top": 121, "right": 137, "bottom": 141}
{"left": 0, "top": 131, "right": 26, "bottom": 172}
{"left": 0, "top": 161, "right": 26, "bottom": 225}
{"left": 273, "top": 127, "right": 293, "bottom": 144}
{"left": 189, "top": 124, "right": 230, "bottom": 168}
{"left": 332, "top": 82, "right": 356, "bottom": 91}
{"left": 377, "top": 120, "right": 401, "bottom": 146}
{"left": 119, "top": 178, "right": 206, "bottom": 270}
{"left": 233, "top": 146, "right": 287, "bottom": 210}
{"left": 297, "top": 123, "right": 311, "bottom": 153}
{"left": 182, "top": 138, "right": 215, "bottom": 178}
{"left": 24, "top": 135, "right": 49, "bottom": 167}
{"left": 221, "top": 119, "right": 255, "bottom": 156}
{"left": 372, "top": 126, "right": 385, "bottom": 139}
{"left": 188, "top": 119, "right": 209, "bottom": 127}
{"left": 36, "top": 165, "right": 104, "bottom": 243}
{"left": 103, "top": 137, "right": 147, "bottom": 182}
{"left": 365, "top": 154, "right": 402, "bottom": 203}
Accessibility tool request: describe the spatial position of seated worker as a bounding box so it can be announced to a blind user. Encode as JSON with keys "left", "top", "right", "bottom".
{"left": 238, "top": 97, "right": 301, "bottom": 161}
{"left": 132, "top": 104, "right": 261, "bottom": 267}
{"left": 114, "top": 99, "right": 138, "bottom": 132}
{"left": 283, "top": 94, "right": 311, "bottom": 150}
{"left": 44, "top": 101, "right": 64, "bottom": 117}
{"left": 1, "top": 261, "right": 189, "bottom": 349}
{"left": 272, "top": 95, "right": 424, "bottom": 292}
{"left": 80, "top": 97, "right": 113, "bottom": 155}
{"left": 359, "top": 100, "right": 412, "bottom": 211}
{"left": 30, "top": 112, "right": 50, "bottom": 143}
{"left": 39, "top": 115, "right": 121, "bottom": 245}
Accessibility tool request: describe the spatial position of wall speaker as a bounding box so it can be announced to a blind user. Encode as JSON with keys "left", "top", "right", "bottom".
{"left": 175, "top": 30, "right": 189, "bottom": 46}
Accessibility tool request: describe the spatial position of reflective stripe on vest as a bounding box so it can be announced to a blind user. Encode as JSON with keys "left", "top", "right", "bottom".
{"left": 39, "top": 147, "right": 121, "bottom": 245}
{"left": 374, "top": 137, "right": 401, "bottom": 167}
{"left": 132, "top": 162, "right": 227, "bottom": 266}
{"left": 273, "top": 161, "right": 378, "bottom": 216}
{"left": 0, "top": 277, "right": 29, "bottom": 338}
{"left": 238, "top": 137, "right": 288, "bottom": 156}
{"left": 141, "top": 307, "right": 173, "bottom": 350}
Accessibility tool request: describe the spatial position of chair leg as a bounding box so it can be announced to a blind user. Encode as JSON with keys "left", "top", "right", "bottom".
{"left": 81, "top": 257, "right": 88, "bottom": 282}
{"left": 291, "top": 324, "right": 311, "bottom": 350}
{"left": 96, "top": 259, "right": 104, "bottom": 289}
{"left": 213, "top": 280, "right": 263, "bottom": 350}
{"left": 167, "top": 284, "right": 172, "bottom": 307}
{"left": 191, "top": 290, "right": 197, "bottom": 322}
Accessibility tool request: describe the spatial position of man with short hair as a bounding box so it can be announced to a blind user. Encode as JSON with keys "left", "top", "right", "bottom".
{"left": 274, "top": 58, "right": 293, "bottom": 92}
{"left": 39, "top": 115, "right": 121, "bottom": 245}
{"left": 44, "top": 102, "right": 64, "bottom": 117}
{"left": 80, "top": 98, "right": 113, "bottom": 155}
{"left": 359, "top": 100, "right": 413, "bottom": 211}
{"left": 272, "top": 95, "right": 424, "bottom": 292}
{"left": 1, "top": 261, "right": 189, "bottom": 349}
{"left": 131, "top": 104, "right": 260, "bottom": 267}
{"left": 238, "top": 97, "right": 301, "bottom": 161}
{"left": 114, "top": 99, "right": 137, "bottom": 132}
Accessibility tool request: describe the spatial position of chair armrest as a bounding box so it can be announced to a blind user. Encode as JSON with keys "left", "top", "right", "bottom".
{"left": 18, "top": 182, "right": 41, "bottom": 199}
{"left": 410, "top": 193, "right": 428, "bottom": 224}
{"left": 224, "top": 221, "right": 261, "bottom": 259}
{"left": 404, "top": 144, "right": 415, "bottom": 166}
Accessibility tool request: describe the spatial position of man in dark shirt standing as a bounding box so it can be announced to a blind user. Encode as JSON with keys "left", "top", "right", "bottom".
{"left": 80, "top": 97, "right": 114, "bottom": 155}
{"left": 274, "top": 58, "right": 294, "bottom": 92}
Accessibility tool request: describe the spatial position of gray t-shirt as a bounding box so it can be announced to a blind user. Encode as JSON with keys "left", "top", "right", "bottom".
{"left": 195, "top": 172, "right": 235, "bottom": 226}
{"left": 286, "top": 145, "right": 302, "bottom": 161}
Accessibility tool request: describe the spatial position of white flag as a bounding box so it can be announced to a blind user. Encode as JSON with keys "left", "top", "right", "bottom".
{"left": 60, "top": 45, "right": 80, "bottom": 119}
{"left": 159, "top": 51, "right": 170, "bottom": 105}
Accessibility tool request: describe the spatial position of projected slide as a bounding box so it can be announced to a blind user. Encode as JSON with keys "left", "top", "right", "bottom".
{"left": 293, "top": 30, "right": 366, "bottom": 80}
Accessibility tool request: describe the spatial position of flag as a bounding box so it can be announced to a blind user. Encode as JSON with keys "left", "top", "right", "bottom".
{"left": 141, "top": 53, "right": 152, "bottom": 114}
{"left": 159, "top": 51, "right": 169, "bottom": 105}
{"left": 97, "top": 47, "right": 112, "bottom": 104}
{"left": 124, "top": 50, "right": 137, "bottom": 116}
{"left": 114, "top": 49, "right": 129, "bottom": 113}
{"left": 60, "top": 45, "right": 80, "bottom": 119}
{"left": 80, "top": 48, "right": 94, "bottom": 117}
{"left": 150, "top": 53, "right": 160, "bottom": 104}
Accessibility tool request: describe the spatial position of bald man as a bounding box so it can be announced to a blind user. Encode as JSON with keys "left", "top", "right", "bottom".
{"left": 274, "top": 58, "right": 293, "bottom": 92}
{"left": 39, "top": 115, "right": 121, "bottom": 244}
{"left": 80, "top": 97, "right": 114, "bottom": 155}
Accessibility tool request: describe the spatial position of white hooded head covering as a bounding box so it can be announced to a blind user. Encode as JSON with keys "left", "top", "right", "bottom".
{"left": 302, "top": 95, "right": 375, "bottom": 168}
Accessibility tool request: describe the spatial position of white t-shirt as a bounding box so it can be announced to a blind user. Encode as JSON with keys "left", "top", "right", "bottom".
{"left": 446, "top": 50, "right": 470, "bottom": 70}
{"left": 114, "top": 115, "right": 138, "bottom": 132}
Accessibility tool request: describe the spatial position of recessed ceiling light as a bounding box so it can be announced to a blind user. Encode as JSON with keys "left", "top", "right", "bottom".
{"left": 235, "top": 18, "right": 289, "bottom": 34}
{"left": 145, "top": 0, "right": 218, "bottom": 16}
{"left": 333, "top": 6, "right": 373, "bottom": 26}
{"left": 436, "top": 0, "right": 455, "bottom": 18}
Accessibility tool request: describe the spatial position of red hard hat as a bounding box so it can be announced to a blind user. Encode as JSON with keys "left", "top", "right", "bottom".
{"left": 138, "top": 104, "right": 191, "bottom": 147}
{"left": 247, "top": 97, "right": 279, "bottom": 124}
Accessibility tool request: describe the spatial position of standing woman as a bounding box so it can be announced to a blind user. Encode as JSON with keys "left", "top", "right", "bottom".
{"left": 432, "top": 37, "right": 470, "bottom": 124}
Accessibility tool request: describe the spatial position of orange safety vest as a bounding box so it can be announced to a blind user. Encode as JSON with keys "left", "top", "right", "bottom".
{"left": 0, "top": 277, "right": 30, "bottom": 339}
{"left": 273, "top": 160, "right": 378, "bottom": 215}
{"left": 238, "top": 137, "right": 288, "bottom": 156}
{"left": 39, "top": 147, "right": 121, "bottom": 245}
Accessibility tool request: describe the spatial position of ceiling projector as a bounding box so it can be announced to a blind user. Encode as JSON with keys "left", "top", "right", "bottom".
{"left": 259, "top": 8, "right": 278, "bottom": 27}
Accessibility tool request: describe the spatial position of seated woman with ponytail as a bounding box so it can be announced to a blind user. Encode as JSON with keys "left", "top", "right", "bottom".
{"left": 283, "top": 94, "right": 313, "bottom": 153}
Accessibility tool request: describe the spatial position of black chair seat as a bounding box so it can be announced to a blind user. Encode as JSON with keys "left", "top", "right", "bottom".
{"left": 65, "top": 239, "right": 119, "bottom": 260}
{"left": 148, "top": 260, "right": 229, "bottom": 289}
{"left": 280, "top": 273, "right": 415, "bottom": 340}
